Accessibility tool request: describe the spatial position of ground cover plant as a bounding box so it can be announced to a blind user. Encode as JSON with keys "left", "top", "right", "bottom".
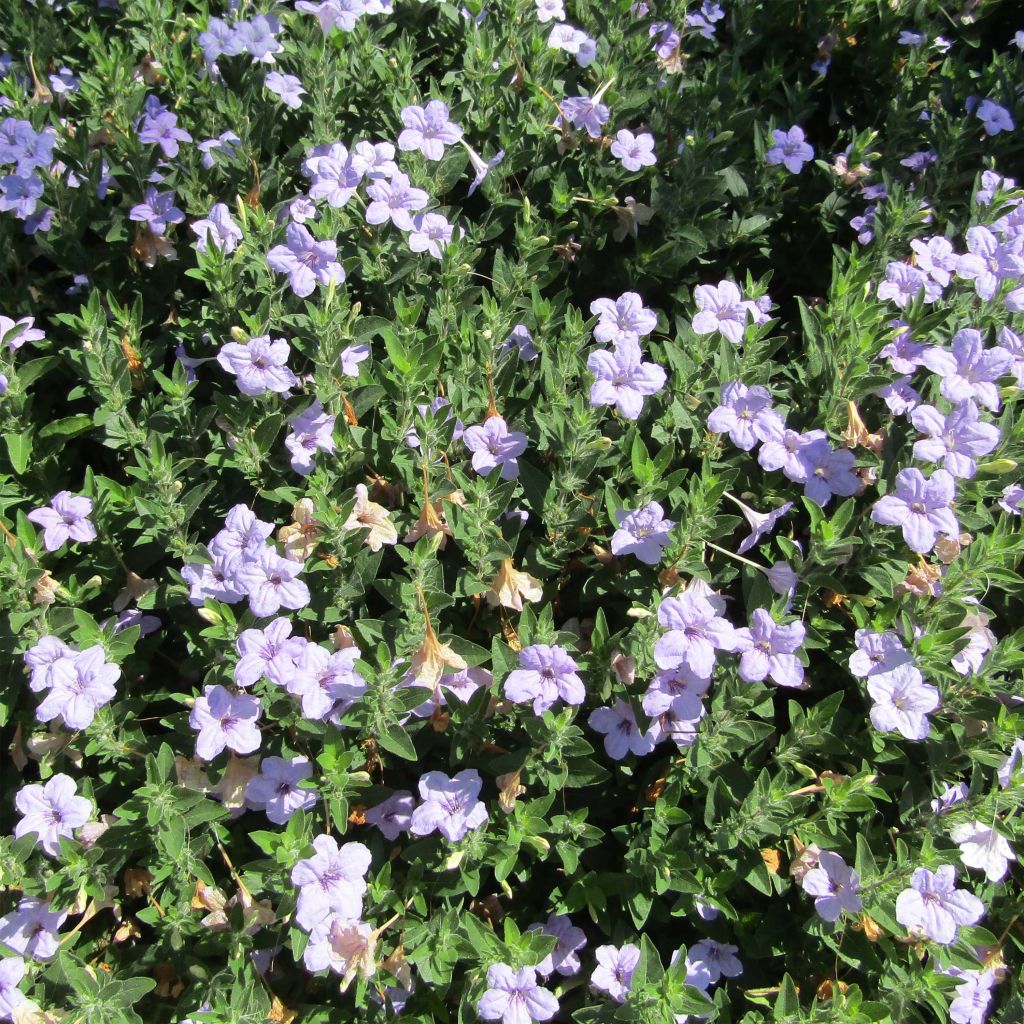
{"left": 0, "top": 0, "right": 1023, "bottom": 1021}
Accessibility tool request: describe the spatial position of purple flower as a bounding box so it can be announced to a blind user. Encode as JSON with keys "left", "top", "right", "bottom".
{"left": 556, "top": 92, "right": 610, "bottom": 139}
{"left": 587, "top": 339, "right": 666, "bottom": 420}
{"left": 409, "top": 768, "right": 488, "bottom": 842}
{"left": 129, "top": 187, "right": 184, "bottom": 235}
{"left": 236, "top": 548, "right": 311, "bottom": 617}
{"left": 911, "top": 401, "right": 1000, "bottom": 478}
{"left": 408, "top": 212, "right": 457, "bottom": 258}
{"left": 36, "top": 645, "right": 120, "bottom": 730}
{"left": 28, "top": 492, "right": 96, "bottom": 551}
{"left": 0, "top": 315, "right": 44, "bottom": 351}
{"left": 282, "top": 644, "right": 366, "bottom": 721}
{"left": 500, "top": 324, "right": 537, "bottom": 362}
{"left": 477, "top": 964, "right": 559, "bottom": 1024}
{"left": 590, "top": 292, "right": 658, "bottom": 346}
{"left": 707, "top": 381, "right": 783, "bottom": 451}
{"left": 548, "top": 25, "right": 598, "bottom": 66}
{"left": 867, "top": 663, "right": 940, "bottom": 740}
{"left": 0, "top": 174, "right": 43, "bottom": 219}
{"left": 588, "top": 699, "right": 659, "bottom": 759}
{"left": 364, "top": 791, "right": 415, "bottom": 840}
{"left": 351, "top": 140, "right": 398, "bottom": 180}
{"left": 265, "top": 71, "right": 305, "bottom": 109}
{"left": 398, "top": 101, "right": 463, "bottom": 160}
{"left": 871, "top": 467, "right": 958, "bottom": 553}
{"left": 286, "top": 400, "right": 336, "bottom": 475}
{"left": 504, "top": 644, "right": 585, "bottom": 714}
{"left": 245, "top": 756, "right": 318, "bottom": 824}
{"left": 0, "top": 899, "right": 67, "bottom": 961}
{"left": 0, "top": 957, "right": 25, "bottom": 1020}
{"left": 976, "top": 99, "right": 1014, "bottom": 135}
{"left": 692, "top": 280, "right": 749, "bottom": 344}
{"left": 910, "top": 237, "right": 958, "bottom": 287}
{"left": 999, "top": 483, "right": 1024, "bottom": 515}
{"left": 642, "top": 665, "right": 709, "bottom": 719}
{"left": 182, "top": 555, "right": 246, "bottom": 605}
{"left": 610, "top": 502, "right": 675, "bottom": 564}
{"left": 734, "top": 609, "right": 806, "bottom": 688}
{"left": 529, "top": 914, "right": 586, "bottom": 977}
{"left": 197, "top": 131, "right": 240, "bottom": 169}
{"left": 725, "top": 493, "right": 793, "bottom": 554}
{"left": 877, "top": 262, "right": 940, "bottom": 307}
{"left": 999, "top": 739, "right": 1024, "bottom": 787}
{"left": 687, "top": 939, "right": 742, "bottom": 983}
{"left": 801, "top": 851, "right": 862, "bottom": 922}
{"left": 137, "top": 100, "right": 192, "bottom": 158}
{"left": 306, "top": 143, "right": 363, "bottom": 208}
{"left": 848, "top": 629, "right": 912, "bottom": 681}
{"left": 758, "top": 427, "right": 824, "bottom": 481}
{"left": 798, "top": 439, "right": 860, "bottom": 507}
{"left": 297, "top": 0, "right": 367, "bottom": 35}
{"left": 654, "top": 589, "right": 738, "bottom": 676}
{"left": 880, "top": 324, "right": 927, "bottom": 373}
{"left": 931, "top": 781, "right": 969, "bottom": 815}
{"left": 210, "top": 505, "right": 276, "bottom": 563}
{"left": 898, "top": 29, "right": 926, "bottom": 45}
{"left": 950, "top": 821, "right": 1015, "bottom": 883}
{"left": 462, "top": 140, "right": 504, "bottom": 196}
{"left": 463, "top": 416, "right": 528, "bottom": 480}
{"left": 535, "top": 0, "right": 565, "bottom": 23}
{"left": 291, "top": 834, "right": 371, "bottom": 931}
{"left": 192, "top": 202, "right": 243, "bottom": 254}
{"left": 895, "top": 866, "right": 984, "bottom": 945}
{"left": 189, "top": 684, "right": 262, "bottom": 760}
{"left": 610, "top": 130, "right": 656, "bottom": 172}
{"left": 591, "top": 944, "right": 640, "bottom": 1002}
{"left": 235, "top": 618, "right": 308, "bottom": 687}
{"left": 24, "top": 636, "right": 75, "bottom": 693}
{"left": 955, "top": 227, "right": 1024, "bottom": 300}
{"left": 765, "top": 126, "right": 814, "bottom": 174}
{"left": 340, "top": 343, "right": 370, "bottom": 378}
{"left": 365, "top": 172, "right": 429, "bottom": 231}
{"left": 217, "top": 336, "right": 297, "bottom": 397}
{"left": 236, "top": 15, "right": 284, "bottom": 63}
{"left": 997, "top": 326, "right": 1024, "bottom": 385}
{"left": 267, "top": 222, "right": 345, "bottom": 297}
{"left": 14, "top": 774, "right": 92, "bottom": 857}
{"left": 949, "top": 970, "right": 996, "bottom": 1024}
{"left": 900, "top": 149, "right": 938, "bottom": 172}
{"left": 877, "top": 376, "right": 922, "bottom": 416}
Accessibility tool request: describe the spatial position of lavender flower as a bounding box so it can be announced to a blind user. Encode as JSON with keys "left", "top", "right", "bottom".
{"left": 340, "top": 343, "right": 370, "bottom": 378}
{"left": 217, "top": 336, "right": 297, "bottom": 397}
{"left": 500, "top": 324, "right": 538, "bottom": 362}
{"left": 398, "top": 101, "right": 463, "bottom": 160}
{"left": 462, "top": 140, "right": 504, "bottom": 196}
{"left": 408, "top": 212, "right": 457, "bottom": 258}
{"left": 757, "top": 427, "right": 824, "bottom": 481}
{"left": 610, "top": 502, "right": 675, "bottom": 564}
{"left": 529, "top": 913, "right": 586, "bottom": 977}
{"left": 190, "top": 685, "right": 262, "bottom": 760}
{"left": 28, "top": 492, "right": 96, "bottom": 551}
{"left": 305, "top": 143, "right": 362, "bottom": 208}
{"left": 291, "top": 835, "right": 371, "bottom": 930}
{"left": 765, "top": 126, "right": 814, "bottom": 173}
{"left": 910, "top": 401, "right": 1000, "bottom": 478}
{"left": 687, "top": 939, "right": 743, "bottom": 983}
{"left": 0, "top": 899, "right": 67, "bottom": 961}
{"left": 642, "top": 665, "right": 709, "bottom": 719}
{"left": 234, "top": 618, "right": 308, "bottom": 687}
{"left": 245, "top": 756, "right": 318, "bottom": 824}
{"left": 365, "top": 172, "right": 429, "bottom": 231}
{"left": 591, "top": 944, "right": 640, "bottom": 1002}
{"left": 36, "top": 645, "right": 120, "bottom": 730}
{"left": 999, "top": 484, "right": 1024, "bottom": 515}
{"left": 210, "top": 505, "right": 275, "bottom": 563}
{"left": 556, "top": 92, "right": 610, "bottom": 139}
{"left": 734, "top": 609, "right": 806, "bottom": 688}
{"left": 351, "top": 139, "right": 398, "bottom": 180}
{"left": 534, "top": 0, "right": 565, "bottom": 23}
{"left": 867, "top": 663, "right": 940, "bottom": 740}
{"left": 654, "top": 589, "right": 738, "bottom": 676}
{"left": 265, "top": 71, "right": 305, "bottom": 109}
{"left": 726, "top": 493, "right": 793, "bottom": 554}
{"left": 504, "top": 644, "right": 585, "bottom": 714}
{"left": 283, "top": 644, "right": 366, "bottom": 721}
{"left": 129, "top": 187, "right": 185, "bottom": 235}
{"left": 14, "top": 774, "right": 92, "bottom": 857}
{"left": 949, "top": 970, "right": 995, "bottom": 1024}
{"left": 0, "top": 957, "right": 25, "bottom": 1020}
{"left": 910, "top": 237, "right": 958, "bottom": 288}
{"left": 267, "top": 222, "right": 345, "bottom": 297}
{"left": 877, "top": 262, "right": 940, "bottom": 307}
{"left": 799, "top": 439, "right": 861, "bottom": 507}
{"left": 192, "top": 202, "right": 243, "bottom": 254}
{"left": 691, "top": 280, "right": 749, "bottom": 344}
{"left": 197, "top": 131, "right": 240, "bottom": 169}
{"left": 588, "top": 699, "right": 659, "bottom": 759}
{"left": 409, "top": 768, "right": 488, "bottom": 842}
{"left": 0, "top": 315, "right": 44, "bottom": 350}
{"left": 364, "top": 791, "right": 416, "bottom": 840}
{"left": 950, "top": 821, "right": 1015, "bottom": 883}
{"left": 137, "top": 97, "right": 192, "bottom": 157}
{"left": 24, "top": 635, "right": 75, "bottom": 692}
{"left": 801, "top": 851, "right": 862, "bottom": 922}
{"left": 848, "top": 629, "right": 912, "bottom": 680}
{"left": 463, "top": 416, "right": 528, "bottom": 480}
{"left": 590, "top": 292, "right": 658, "bottom": 346}
{"left": 548, "top": 25, "right": 597, "bottom": 67}
{"left": 871, "top": 467, "right": 958, "bottom": 553}
{"left": 610, "top": 130, "right": 656, "bottom": 172}
{"left": 895, "top": 866, "right": 984, "bottom": 945}
{"left": 236, "top": 548, "right": 311, "bottom": 617}
{"left": 285, "top": 400, "right": 336, "bottom": 475}
{"left": 955, "top": 227, "right": 1024, "bottom": 300}
{"left": 477, "top": 965, "right": 559, "bottom": 1024}
{"left": 976, "top": 99, "right": 1014, "bottom": 135}
{"left": 707, "top": 381, "right": 783, "bottom": 451}
{"left": 587, "top": 340, "right": 666, "bottom": 420}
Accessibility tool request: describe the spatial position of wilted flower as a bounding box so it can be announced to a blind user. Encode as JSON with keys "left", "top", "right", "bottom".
{"left": 342, "top": 483, "right": 398, "bottom": 551}
{"left": 485, "top": 559, "right": 543, "bottom": 610}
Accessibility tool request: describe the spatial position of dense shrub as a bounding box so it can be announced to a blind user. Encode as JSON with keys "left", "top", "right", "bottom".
{"left": 0, "top": 1, "right": 1022, "bottom": 1022}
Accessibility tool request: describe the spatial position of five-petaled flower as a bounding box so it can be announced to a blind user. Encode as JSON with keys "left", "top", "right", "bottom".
{"left": 190, "top": 684, "right": 263, "bottom": 760}
{"left": 28, "top": 492, "right": 97, "bottom": 552}
{"left": 14, "top": 774, "right": 92, "bottom": 858}
{"left": 477, "top": 964, "right": 559, "bottom": 1024}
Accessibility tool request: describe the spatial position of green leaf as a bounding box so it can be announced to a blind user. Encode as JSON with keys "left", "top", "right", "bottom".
{"left": 377, "top": 722, "right": 417, "bottom": 760}
{"left": 4, "top": 432, "right": 31, "bottom": 474}
{"left": 39, "top": 414, "right": 94, "bottom": 439}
